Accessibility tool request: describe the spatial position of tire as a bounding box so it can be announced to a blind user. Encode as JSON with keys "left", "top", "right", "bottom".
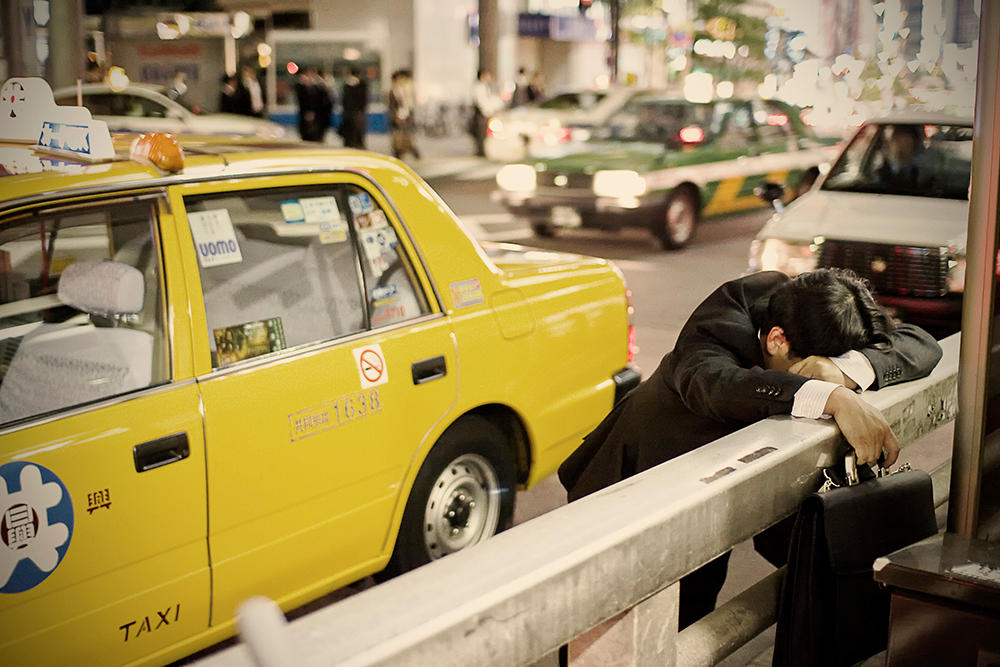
{"left": 531, "top": 220, "right": 557, "bottom": 237}
{"left": 380, "top": 415, "right": 517, "bottom": 579}
{"left": 656, "top": 188, "right": 698, "bottom": 250}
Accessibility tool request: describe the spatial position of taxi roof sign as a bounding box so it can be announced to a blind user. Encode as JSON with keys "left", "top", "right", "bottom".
{"left": 1, "top": 77, "right": 114, "bottom": 162}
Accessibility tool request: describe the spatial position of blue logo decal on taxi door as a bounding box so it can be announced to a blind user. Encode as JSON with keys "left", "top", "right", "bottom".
{"left": 0, "top": 462, "right": 74, "bottom": 593}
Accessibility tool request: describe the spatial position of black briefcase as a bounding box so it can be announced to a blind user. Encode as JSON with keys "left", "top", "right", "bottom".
{"left": 772, "top": 455, "right": 938, "bottom": 667}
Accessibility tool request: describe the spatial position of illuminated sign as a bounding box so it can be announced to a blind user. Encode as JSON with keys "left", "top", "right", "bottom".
{"left": 0, "top": 77, "right": 114, "bottom": 162}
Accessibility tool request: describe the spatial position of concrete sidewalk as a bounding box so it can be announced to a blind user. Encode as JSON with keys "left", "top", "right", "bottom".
{"left": 323, "top": 130, "right": 499, "bottom": 181}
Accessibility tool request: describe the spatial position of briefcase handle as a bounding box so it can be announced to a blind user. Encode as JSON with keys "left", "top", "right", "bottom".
{"left": 822, "top": 452, "right": 911, "bottom": 492}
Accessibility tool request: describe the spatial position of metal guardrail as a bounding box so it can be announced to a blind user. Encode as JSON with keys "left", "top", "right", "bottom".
{"left": 195, "top": 333, "right": 960, "bottom": 667}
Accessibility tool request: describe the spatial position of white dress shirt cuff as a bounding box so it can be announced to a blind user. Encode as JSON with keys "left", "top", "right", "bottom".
{"left": 830, "top": 349, "right": 876, "bottom": 391}
{"left": 792, "top": 379, "right": 839, "bottom": 419}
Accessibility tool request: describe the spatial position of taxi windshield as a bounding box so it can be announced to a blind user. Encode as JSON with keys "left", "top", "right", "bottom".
{"left": 590, "top": 100, "right": 712, "bottom": 145}
{"left": 822, "top": 121, "right": 973, "bottom": 200}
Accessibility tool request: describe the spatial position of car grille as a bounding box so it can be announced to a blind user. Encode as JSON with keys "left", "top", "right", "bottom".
{"left": 817, "top": 240, "right": 950, "bottom": 297}
{"left": 537, "top": 171, "right": 592, "bottom": 189}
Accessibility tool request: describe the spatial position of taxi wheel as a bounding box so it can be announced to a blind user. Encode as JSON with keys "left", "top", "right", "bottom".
{"left": 381, "top": 416, "right": 516, "bottom": 579}
{"left": 656, "top": 188, "right": 698, "bottom": 250}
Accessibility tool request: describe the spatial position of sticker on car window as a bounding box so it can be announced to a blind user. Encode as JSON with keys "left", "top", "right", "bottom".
{"left": 213, "top": 316, "right": 287, "bottom": 366}
{"left": 189, "top": 209, "right": 243, "bottom": 268}
{"left": 367, "top": 209, "right": 389, "bottom": 228}
{"left": 280, "top": 200, "right": 306, "bottom": 224}
{"left": 300, "top": 196, "right": 343, "bottom": 223}
{"left": 450, "top": 278, "right": 485, "bottom": 309}
{"left": 318, "top": 221, "right": 347, "bottom": 244}
{"left": 0, "top": 461, "right": 74, "bottom": 594}
{"left": 348, "top": 191, "right": 375, "bottom": 215}
{"left": 359, "top": 228, "right": 398, "bottom": 276}
{"left": 371, "top": 284, "right": 398, "bottom": 305}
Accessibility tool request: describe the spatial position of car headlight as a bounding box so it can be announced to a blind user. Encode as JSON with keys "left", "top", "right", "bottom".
{"left": 749, "top": 237, "right": 819, "bottom": 276}
{"left": 496, "top": 164, "right": 537, "bottom": 192}
{"left": 593, "top": 170, "right": 647, "bottom": 198}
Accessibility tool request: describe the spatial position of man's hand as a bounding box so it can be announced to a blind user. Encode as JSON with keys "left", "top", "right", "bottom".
{"left": 824, "top": 386, "right": 899, "bottom": 466}
{"left": 788, "top": 356, "right": 858, "bottom": 390}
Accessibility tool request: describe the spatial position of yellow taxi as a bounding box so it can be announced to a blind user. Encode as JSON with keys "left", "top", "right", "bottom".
{"left": 0, "top": 78, "right": 638, "bottom": 666}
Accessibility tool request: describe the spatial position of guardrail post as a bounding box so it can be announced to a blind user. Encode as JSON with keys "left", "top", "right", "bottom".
{"left": 569, "top": 582, "right": 679, "bottom": 666}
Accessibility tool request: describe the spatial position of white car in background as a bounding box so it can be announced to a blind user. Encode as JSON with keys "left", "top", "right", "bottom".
{"left": 484, "top": 86, "right": 653, "bottom": 162}
{"left": 53, "top": 83, "right": 289, "bottom": 140}
{"left": 748, "top": 112, "right": 973, "bottom": 338}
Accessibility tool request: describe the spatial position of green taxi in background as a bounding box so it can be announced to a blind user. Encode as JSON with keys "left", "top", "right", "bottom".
{"left": 0, "top": 78, "right": 638, "bottom": 666}
{"left": 493, "top": 92, "right": 840, "bottom": 249}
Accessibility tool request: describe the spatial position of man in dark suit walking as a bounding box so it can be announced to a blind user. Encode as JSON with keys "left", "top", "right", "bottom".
{"left": 558, "top": 268, "right": 942, "bottom": 629}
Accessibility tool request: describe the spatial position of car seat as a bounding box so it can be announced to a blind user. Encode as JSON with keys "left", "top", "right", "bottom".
{"left": 0, "top": 260, "right": 153, "bottom": 423}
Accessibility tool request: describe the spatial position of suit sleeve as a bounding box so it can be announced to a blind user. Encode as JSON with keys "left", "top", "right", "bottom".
{"left": 663, "top": 272, "right": 808, "bottom": 424}
{"left": 862, "top": 323, "right": 942, "bottom": 389}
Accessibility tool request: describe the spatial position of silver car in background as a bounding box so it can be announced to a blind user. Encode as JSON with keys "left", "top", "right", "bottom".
{"left": 53, "top": 82, "right": 289, "bottom": 140}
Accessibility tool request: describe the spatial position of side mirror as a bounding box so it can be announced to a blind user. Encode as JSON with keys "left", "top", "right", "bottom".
{"left": 755, "top": 181, "right": 785, "bottom": 203}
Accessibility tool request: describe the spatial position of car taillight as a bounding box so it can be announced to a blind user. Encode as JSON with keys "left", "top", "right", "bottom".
{"left": 679, "top": 126, "right": 704, "bottom": 143}
{"left": 626, "top": 288, "right": 637, "bottom": 363}
{"left": 766, "top": 113, "right": 788, "bottom": 126}
{"left": 538, "top": 125, "right": 571, "bottom": 145}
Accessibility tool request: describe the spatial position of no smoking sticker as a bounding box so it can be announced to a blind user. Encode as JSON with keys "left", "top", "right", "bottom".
{"left": 352, "top": 344, "right": 388, "bottom": 388}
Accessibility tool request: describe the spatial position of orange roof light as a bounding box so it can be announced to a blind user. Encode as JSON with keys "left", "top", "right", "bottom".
{"left": 130, "top": 132, "right": 184, "bottom": 173}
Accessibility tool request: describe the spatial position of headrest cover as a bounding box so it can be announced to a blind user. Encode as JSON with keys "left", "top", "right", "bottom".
{"left": 58, "top": 260, "right": 144, "bottom": 315}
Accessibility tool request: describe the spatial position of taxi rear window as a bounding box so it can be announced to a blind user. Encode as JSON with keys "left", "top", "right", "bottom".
{"left": 184, "top": 183, "right": 431, "bottom": 368}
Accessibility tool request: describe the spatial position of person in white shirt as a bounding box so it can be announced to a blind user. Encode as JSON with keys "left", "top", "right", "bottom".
{"left": 470, "top": 69, "right": 502, "bottom": 156}
{"left": 240, "top": 64, "right": 264, "bottom": 117}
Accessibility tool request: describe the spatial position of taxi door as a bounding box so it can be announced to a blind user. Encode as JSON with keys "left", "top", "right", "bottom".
{"left": 0, "top": 196, "right": 209, "bottom": 665}
{"left": 170, "top": 175, "right": 458, "bottom": 622}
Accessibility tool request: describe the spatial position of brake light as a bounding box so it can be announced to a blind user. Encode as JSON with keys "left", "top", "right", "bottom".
{"left": 625, "top": 288, "right": 638, "bottom": 364}
{"left": 766, "top": 113, "right": 788, "bottom": 126}
{"left": 538, "top": 125, "right": 572, "bottom": 145}
{"left": 679, "top": 126, "right": 704, "bottom": 143}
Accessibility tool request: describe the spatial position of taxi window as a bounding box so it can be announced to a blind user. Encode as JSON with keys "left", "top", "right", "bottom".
{"left": 186, "top": 184, "right": 429, "bottom": 369}
{"left": 344, "top": 185, "right": 430, "bottom": 328}
{"left": 711, "top": 102, "right": 756, "bottom": 150}
{"left": 0, "top": 200, "right": 169, "bottom": 425}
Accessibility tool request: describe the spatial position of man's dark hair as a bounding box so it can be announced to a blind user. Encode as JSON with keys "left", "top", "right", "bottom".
{"left": 764, "top": 268, "right": 895, "bottom": 359}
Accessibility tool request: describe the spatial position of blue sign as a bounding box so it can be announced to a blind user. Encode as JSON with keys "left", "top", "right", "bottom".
{"left": 0, "top": 462, "right": 74, "bottom": 594}
{"left": 518, "top": 13, "right": 552, "bottom": 38}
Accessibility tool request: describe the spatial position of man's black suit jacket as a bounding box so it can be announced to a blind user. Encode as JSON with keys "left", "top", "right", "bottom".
{"left": 558, "top": 271, "right": 944, "bottom": 502}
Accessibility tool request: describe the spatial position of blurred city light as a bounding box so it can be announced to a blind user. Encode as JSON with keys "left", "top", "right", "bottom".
{"left": 684, "top": 71, "right": 713, "bottom": 103}
{"left": 106, "top": 66, "right": 129, "bottom": 91}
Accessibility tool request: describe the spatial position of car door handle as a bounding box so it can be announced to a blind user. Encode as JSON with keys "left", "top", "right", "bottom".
{"left": 412, "top": 355, "right": 447, "bottom": 385}
{"left": 133, "top": 432, "right": 190, "bottom": 473}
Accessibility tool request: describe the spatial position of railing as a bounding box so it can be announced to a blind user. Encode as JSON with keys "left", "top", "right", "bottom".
{"left": 194, "top": 333, "right": 960, "bottom": 667}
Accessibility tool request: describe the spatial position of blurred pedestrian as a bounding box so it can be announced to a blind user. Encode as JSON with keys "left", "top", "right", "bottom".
{"left": 388, "top": 69, "right": 420, "bottom": 160}
{"left": 240, "top": 64, "right": 264, "bottom": 117}
{"left": 470, "top": 69, "right": 502, "bottom": 157}
{"left": 511, "top": 68, "right": 531, "bottom": 107}
{"left": 219, "top": 74, "right": 243, "bottom": 114}
{"left": 295, "top": 66, "right": 330, "bottom": 142}
{"left": 528, "top": 70, "right": 545, "bottom": 102}
{"left": 339, "top": 67, "right": 368, "bottom": 149}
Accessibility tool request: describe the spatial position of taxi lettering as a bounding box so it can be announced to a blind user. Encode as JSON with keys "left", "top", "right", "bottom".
{"left": 289, "top": 389, "right": 382, "bottom": 442}
{"left": 86, "top": 488, "right": 112, "bottom": 514}
{"left": 119, "top": 603, "right": 180, "bottom": 642}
